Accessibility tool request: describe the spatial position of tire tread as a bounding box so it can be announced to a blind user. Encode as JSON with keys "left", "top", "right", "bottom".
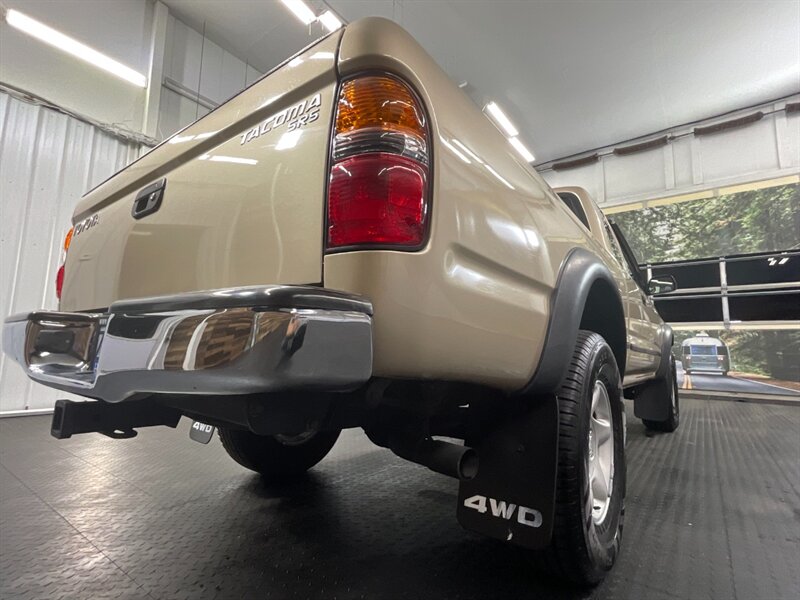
{"left": 218, "top": 427, "right": 340, "bottom": 479}
{"left": 531, "top": 330, "right": 624, "bottom": 585}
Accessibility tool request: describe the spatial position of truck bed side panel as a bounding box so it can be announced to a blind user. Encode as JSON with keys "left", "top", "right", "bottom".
{"left": 325, "top": 19, "right": 595, "bottom": 391}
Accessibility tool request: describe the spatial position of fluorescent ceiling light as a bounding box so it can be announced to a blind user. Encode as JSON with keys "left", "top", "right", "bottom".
{"left": 484, "top": 164, "right": 514, "bottom": 190}
{"left": 169, "top": 134, "right": 195, "bottom": 145}
{"left": 451, "top": 139, "right": 482, "bottom": 163}
{"left": 318, "top": 11, "right": 343, "bottom": 32}
{"left": 259, "top": 95, "right": 281, "bottom": 109}
{"left": 309, "top": 51, "right": 334, "bottom": 60}
{"left": 508, "top": 137, "right": 535, "bottom": 162}
{"left": 281, "top": 0, "right": 316, "bottom": 25}
{"left": 441, "top": 138, "right": 470, "bottom": 164}
{"left": 201, "top": 155, "right": 258, "bottom": 165}
{"left": 169, "top": 131, "right": 217, "bottom": 144}
{"left": 484, "top": 102, "right": 519, "bottom": 137}
{"left": 4, "top": 9, "right": 147, "bottom": 87}
{"left": 275, "top": 130, "right": 303, "bottom": 150}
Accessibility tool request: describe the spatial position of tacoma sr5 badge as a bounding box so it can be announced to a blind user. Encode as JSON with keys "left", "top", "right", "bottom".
{"left": 240, "top": 93, "right": 322, "bottom": 146}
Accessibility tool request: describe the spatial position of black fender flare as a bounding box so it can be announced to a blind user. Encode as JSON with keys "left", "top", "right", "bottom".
{"left": 521, "top": 247, "right": 627, "bottom": 395}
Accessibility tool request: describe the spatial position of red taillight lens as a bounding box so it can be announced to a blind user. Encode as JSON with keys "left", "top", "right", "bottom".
{"left": 327, "top": 74, "right": 430, "bottom": 251}
{"left": 55, "top": 264, "right": 65, "bottom": 300}
{"left": 328, "top": 153, "right": 427, "bottom": 248}
{"left": 55, "top": 226, "right": 72, "bottom": 301}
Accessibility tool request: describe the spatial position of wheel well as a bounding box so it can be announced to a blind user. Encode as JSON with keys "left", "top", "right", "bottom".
{"left": 521, "top": 248, "right": 628, "bottom": 395}
{"left": 579, "top": 279, "right": 626, "bottom": 373}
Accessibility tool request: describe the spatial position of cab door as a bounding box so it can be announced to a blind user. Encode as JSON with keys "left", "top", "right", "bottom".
{"left": 556, "top": 188, "right": 661, "bottom": 381}
{"left": 607, "top": 220, "right": 661, "bottom": 377}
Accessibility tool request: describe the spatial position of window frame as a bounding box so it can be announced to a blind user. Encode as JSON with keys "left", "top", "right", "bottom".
{"left": 556, "top": 191, "right": 592, "bottom": 232}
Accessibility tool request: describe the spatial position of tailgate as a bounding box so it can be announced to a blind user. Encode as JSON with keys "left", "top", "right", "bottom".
{"left": 60, "top": 32, "right": 341, "bottom": 312}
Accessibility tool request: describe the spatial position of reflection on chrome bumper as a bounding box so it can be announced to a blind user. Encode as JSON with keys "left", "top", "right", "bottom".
{"left": 2, "top": 286, "right": 373, "bottom": 402}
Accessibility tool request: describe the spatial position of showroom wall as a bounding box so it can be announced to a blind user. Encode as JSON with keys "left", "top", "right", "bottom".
{"left": 539, "top": 96, "right": 800, "bottom": 210}
{"left": 0, "top": 1, "right": 265, "bottom": 141}
{"left": 157, "top": 13, "right": 263, "bottom": 139}
{"left": 0, "top": 2, "right": 264, "bottom": 413}
{"left": 0, "top": 91, "right": 147, "bottom": 413}
{"left": 0, "top": 0, "right": 153, "bottom": 132}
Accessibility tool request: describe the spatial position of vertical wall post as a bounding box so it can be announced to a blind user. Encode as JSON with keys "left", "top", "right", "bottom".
{"left": 143, "top": 1, "right": 169, "bottom": 140}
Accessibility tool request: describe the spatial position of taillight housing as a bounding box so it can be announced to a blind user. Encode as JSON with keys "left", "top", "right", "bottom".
{"left": 326, "top": 74, "right": 431, "bottom": 251}
{"left": 55, "top": 227, "right": 73, "bottom": 301}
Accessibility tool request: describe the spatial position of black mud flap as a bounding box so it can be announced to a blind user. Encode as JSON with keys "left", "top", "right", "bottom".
{"left": 632, "top": 380, "right": 671, "bottom": 421}
{"left": 457, "top": 394, "right": 559, "bottom": 549}
{"left": 632, "top": 334, "right": 674, "bottom": 421}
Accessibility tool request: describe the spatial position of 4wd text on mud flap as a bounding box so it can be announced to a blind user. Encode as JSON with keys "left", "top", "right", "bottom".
{"left": 463, "top": 495, "right": 543, "bottom": 528}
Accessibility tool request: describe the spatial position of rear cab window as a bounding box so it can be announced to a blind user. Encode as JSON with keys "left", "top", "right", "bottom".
{"left": 556, "top": 192, "right": 591, "bottom": 231}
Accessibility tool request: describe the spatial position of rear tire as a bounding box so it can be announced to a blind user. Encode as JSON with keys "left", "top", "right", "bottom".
{"left": 218, "top": 427, "right": 340, "bottom": 479}
{"left": 642, "top": 355, "right": 680, "bottom": 432}
{"left": 533, "top": 330, "right": 626, "bottom": 586}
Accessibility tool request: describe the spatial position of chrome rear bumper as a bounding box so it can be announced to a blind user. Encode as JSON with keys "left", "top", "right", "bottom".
{"left": 2, "top": 286, "right": 373, "bottom": 402}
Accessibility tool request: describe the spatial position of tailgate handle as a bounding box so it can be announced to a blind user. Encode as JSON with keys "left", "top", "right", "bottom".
{"left": 132, "top": 178, "right": 166, "bottom": 219}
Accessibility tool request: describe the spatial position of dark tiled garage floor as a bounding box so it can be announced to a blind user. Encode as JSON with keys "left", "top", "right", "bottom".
{"left": 1, "top": 398, "right": 798, "bottom": 600}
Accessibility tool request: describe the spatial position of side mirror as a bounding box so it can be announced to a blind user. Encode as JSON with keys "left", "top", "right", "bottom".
{"left": 647, "top": 275, "right": 677, "bottom": 295}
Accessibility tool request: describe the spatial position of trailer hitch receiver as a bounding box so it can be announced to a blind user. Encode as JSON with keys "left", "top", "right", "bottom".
{"left": 51, "top": 398, "right": 181, "bottom": 439}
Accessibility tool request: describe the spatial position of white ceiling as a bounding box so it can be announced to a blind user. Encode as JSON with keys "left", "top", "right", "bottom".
{"left": 162, "top": 0, "right": 800, "bottom": 164}
{"left": 161, "top": 0, "right": 325, "bottom": 74}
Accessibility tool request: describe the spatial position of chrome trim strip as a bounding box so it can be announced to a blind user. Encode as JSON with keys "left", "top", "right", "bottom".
{"left": 3, "top": 287, "right": 373, "bottom": 403}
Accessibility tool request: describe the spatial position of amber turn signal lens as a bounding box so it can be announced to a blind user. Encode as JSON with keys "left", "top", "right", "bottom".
{"left": 336, "top": 75, "right": 425, "bottom": 137}
{"left": 64, "top": 227, "right": 74, "bottom": 251}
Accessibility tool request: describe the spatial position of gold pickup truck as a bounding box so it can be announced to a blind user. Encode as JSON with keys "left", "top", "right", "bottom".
{"left": 2, "top": 17, "right": 680, "bottom": 585}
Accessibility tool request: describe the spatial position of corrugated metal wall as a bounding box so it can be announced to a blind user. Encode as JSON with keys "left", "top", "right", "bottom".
{"left": 0, "top": 91, "right": 146, "bottom": 413}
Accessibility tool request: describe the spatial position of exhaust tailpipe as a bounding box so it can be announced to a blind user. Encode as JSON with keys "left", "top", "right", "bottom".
{"left": 390, "top": 436, "right": 478, "bottom": 480}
